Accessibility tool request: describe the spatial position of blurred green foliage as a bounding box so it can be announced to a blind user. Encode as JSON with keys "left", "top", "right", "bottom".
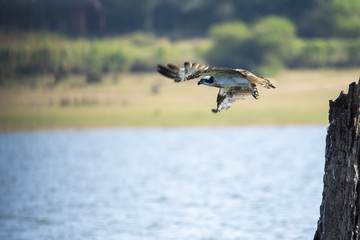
{"left": 207, "top": 17, "right": 298, "bottom": 75}
{"left": 205, "top": 17, "right": 360, "bottom": 75}
{"left": 2, "top": 0, "right": 360, "bottom": 39}
{"left": 1, "top": 21, "right": 360, "bottom": 84}
{"left": 1, "top": 0, "right": 360, "bottom": 84}
{"left": 1, "top": 0, "right": 360, "bottom": 82}
{"left": 0, "top": 32, "right": 206, "bottom": 85}
{"left": 303, "top": 0, "right": 360, "bottom": 38}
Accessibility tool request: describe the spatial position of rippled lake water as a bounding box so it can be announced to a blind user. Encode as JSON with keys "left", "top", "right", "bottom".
{"left": 0, "top": 126, "right": 326, "bottom": 240}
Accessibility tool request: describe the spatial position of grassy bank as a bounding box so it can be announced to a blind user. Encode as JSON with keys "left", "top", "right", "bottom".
{"left": 0, "top": 69, "right": 359, "bottom": 131}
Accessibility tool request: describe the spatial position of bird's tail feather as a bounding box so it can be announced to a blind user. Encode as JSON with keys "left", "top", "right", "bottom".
{"left": 259, "top": 77, "right": 276, "bottom": 89}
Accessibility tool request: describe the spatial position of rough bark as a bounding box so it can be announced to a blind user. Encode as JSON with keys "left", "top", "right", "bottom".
{"left": 314, "top": 80, "right": 360, "bottom": 240}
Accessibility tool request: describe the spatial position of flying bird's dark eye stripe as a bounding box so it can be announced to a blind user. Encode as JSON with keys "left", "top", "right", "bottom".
{"left": 206, "top": 76, "right": 214, "bottom": 84}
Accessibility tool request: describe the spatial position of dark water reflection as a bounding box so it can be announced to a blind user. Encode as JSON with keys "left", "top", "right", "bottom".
{"left": 0, "top": 126, "right": 325, "bottom": 240}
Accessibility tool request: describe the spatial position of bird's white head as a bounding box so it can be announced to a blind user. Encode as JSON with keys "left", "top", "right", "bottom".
{"left": 198, "top": 76, "right": 216, "bottom": 86}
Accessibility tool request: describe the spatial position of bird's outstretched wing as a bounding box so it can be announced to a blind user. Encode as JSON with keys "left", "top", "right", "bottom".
{"left": 212, "top": 85, "right": 258, "bottom": 113}
{"left": 234, "top": 69, "right": 276, "bottom": 89}
{"left": 157, "top": 62, "right": 213, "bottom": 82}
{"left": 157, "top": 62, "right": 276, "bottom": 89}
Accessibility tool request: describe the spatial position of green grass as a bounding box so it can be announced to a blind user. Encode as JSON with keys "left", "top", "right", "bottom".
{"left": 0, "top": 32, "right": 210, "bottom": 80}
{"left": 0, "top": 105, "right": 327, "bottom": 131}
{"left": 0, "top": 69, "right": 359, "bottom": 131}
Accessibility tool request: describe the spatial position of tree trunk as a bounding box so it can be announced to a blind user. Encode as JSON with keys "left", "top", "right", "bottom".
{"left": 314, "top": 80, "right": 360, "bottom": 240}
{"left": 71, "top": 6, "right": 87, "bottom": 36}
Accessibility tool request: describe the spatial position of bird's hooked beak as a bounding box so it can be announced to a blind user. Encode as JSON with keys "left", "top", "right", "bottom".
{"left": 197, "top": 79, "right": 203, "bottom": 85}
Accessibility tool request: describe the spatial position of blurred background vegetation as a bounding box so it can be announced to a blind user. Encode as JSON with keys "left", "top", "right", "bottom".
{"left": 1, "top": 0, "right": 360, "bottom": 85}
{"left": 1, "top": 0, "right": 360, "bottom": 129}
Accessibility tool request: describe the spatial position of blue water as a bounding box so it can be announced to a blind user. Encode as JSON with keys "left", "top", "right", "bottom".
{"left": 0, "top": 126, "right": 326, "bottom": 240}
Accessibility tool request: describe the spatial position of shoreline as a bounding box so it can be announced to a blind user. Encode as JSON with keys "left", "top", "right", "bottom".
{"left": 0, "top": 122, "right": 328, "bottom": 133}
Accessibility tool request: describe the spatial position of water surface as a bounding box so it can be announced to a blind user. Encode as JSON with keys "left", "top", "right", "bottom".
{"left": 0, "top": 126, "right": 326, "bottom": 240}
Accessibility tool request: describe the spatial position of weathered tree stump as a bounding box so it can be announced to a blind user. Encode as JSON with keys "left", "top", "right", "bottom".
{"left": 314, "top": 80, "right": 360, "bottom": 240}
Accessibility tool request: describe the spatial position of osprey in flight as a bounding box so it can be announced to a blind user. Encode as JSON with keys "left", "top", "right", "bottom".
{"left": 157, "top": 62, "right": 276, "bottom": 113}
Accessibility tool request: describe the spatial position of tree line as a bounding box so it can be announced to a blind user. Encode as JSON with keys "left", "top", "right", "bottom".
{"left": 0, "top": 0, "right": 360, "bottom": 85}
{"left": 1, "top": 0, "right": 360, "bottom": 38}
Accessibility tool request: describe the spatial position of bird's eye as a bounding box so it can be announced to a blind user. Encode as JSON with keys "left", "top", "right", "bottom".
{"left": 206, "top": 76, "right": 214, "bottom": 84}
